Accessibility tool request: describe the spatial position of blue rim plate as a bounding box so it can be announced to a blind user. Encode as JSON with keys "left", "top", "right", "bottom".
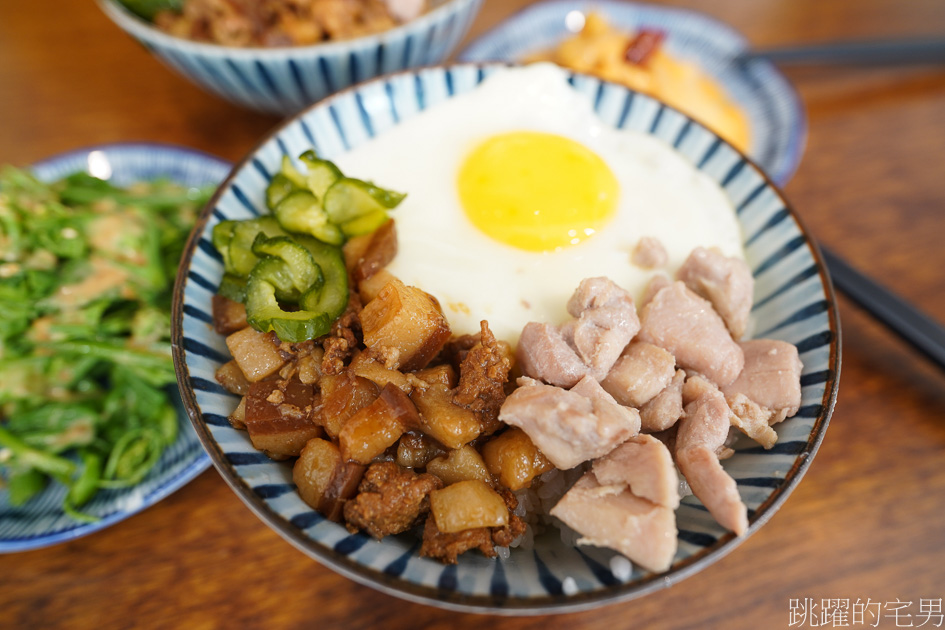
{"left": 172, "top": 64, "right": 839, "bottom": 614}
{"left": 0, "top": 142, "right": 227, "bottom": 552}
{"left": 458, "top": 0, "right": 807, "bottom": 186}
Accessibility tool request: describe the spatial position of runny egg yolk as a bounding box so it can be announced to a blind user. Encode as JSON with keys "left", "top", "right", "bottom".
{"left": 457, "top": 131, "right": 619, "bottom": 252}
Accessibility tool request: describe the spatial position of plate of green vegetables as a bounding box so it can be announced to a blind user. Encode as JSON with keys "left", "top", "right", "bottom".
{"left": 0, "top": 143, "right": 228, "bottom": 551}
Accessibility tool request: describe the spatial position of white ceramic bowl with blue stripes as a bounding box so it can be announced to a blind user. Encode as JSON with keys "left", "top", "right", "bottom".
{"left": 0, "top": 143, "right": 225, "bottom": 552}
{"left": 97, "top": 0, "right": 483, "bottom": 116}
{"left": 172, "top": 65, "right": 839, "bottom": 614}
{"left": 459, "top": 0, "right": 806, "bottom": 186}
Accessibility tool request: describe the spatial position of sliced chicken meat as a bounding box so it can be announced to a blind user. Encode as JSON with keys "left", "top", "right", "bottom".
{"left": 517, "top": 277, "right": 639, "bottom": 386}
{"left": 631, "top": 236, "right": 668, "bottom": 269}
{"left": 722, "top": 339, "right": 803, "bottom": 425}
{"left": 727, "top": 393, "right": 778, "bottom": 449}
{"left": 675, "top": 383, "right": 748, "bottom": 535}
{"left": 516, "top": 322, "right": 588, "bottom": 388}
{"left": 638, "top": 282, "right": 744, "bottom": 387}
{"left": 676, "top": 379, "right": 731, "bottom": 454}
{"left": 570, "top": 375, "right": 642, "bottom": 436}
{"left": 601, "top": 341, "right": 676, "bottom": 407}
{"left": 384, "top": 0, "right": 425, "bottom": 22}
{"left": 676, "top": 446, "right": 748, "bottom": 535}
{"left": 676, "top": 247, "right": 754, "bottom": 339}
{"left": 498, "top": 376, "right": 638, "bottom": 470}
{"left": 566, "top": 276, "right": 638, "bottom": 315}
{"left": 639, "top": 369, "right": 686, "bottom": 433}
{"left": 593, "top": 434, "right": 680, "bottom": 509}
{"left": 562, "top": 277, "right": 640, "bottom": 381}
{"left": 641, "top": 274, "right": 671, "bottom": 307}
{"left": 681, "top": 373, "right": 721, "bottom": 407}
{"left": 550, "top": 471, "right": 677, "bottom": 573}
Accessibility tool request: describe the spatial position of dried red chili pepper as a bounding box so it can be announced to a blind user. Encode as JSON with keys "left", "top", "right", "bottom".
{"left": 624, "top": 29, "right": 666, "bottom": 66}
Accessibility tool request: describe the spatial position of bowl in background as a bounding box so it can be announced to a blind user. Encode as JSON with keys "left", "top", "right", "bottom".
{"left": 459, "top": 0, "right": 806, "bottom": 185}
{"left": 0, "top": 142, "right": 226, "bottom": 552}
{"left": 171, "top": 63, "right": 838, "bottom": 613}
{"left": 98, "top": 0, "right": 483, "bottom": 115}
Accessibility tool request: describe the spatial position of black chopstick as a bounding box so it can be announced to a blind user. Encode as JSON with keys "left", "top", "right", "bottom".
{"left": 740, "top": 37, "right": 945, "bottom": 66}
{"left": 821, "top": 245, "right": 945, "bottom": 371}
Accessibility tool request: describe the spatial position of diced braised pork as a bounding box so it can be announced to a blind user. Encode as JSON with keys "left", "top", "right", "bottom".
{"left": 343, "top": 461, "right": 443, "bottom": 539}
{"left": 631, "top": 236, "right": 668, "bottom": 269}
{"left": 498, "top": 376, "right": 638, "bottom": 469}
{"left": 410, "top": 383, "right": 481, "bottom": 450}
{"left": 638, "top": 282, "right": 744, "bottom": 387}
{"left": 244, "top": 377, "right": 320, "bottom": 458}
{"left": 212, "top": 294, "right": 248, "bottom": 335}
{"left": 360, "top": 278, "right": 451, "bottom": 372}
{"left": 481, "top": 427, "right": 554, "bottom": 491}
{"left": 419, "top": 488, "right": 527, "bottom": 564}
{"left": 562, "top": 277, "right": 639, "bottom": 380}
{"left": 419, "top": 515, "right": 495, "bottom": 564}
{"left": 640, "top": 369, "right": 685, "bottom": 433}
{"left": 346, "top": 218, "right": 397, "bottom": 285}
{"left": 550, "top": 471, "right": 677, "bottom": 573}
{"left": 226, "top": 327, "right": 285, "bottom": 382}
{"left": 601, "top": 342, "right": 676, "bottom": 407}
{"left": 215, "top": 360, "right": 250, "bottom": 396}
{"left": 294, "top": 438, "right": 365, "bottom": 522}
{"left": 516, "top": 322, "right": 588, "bottom": 388}
{"left": 593, "top": 434, "right": 680, "bottom": 509}
{"left": 453, "top": 321, "right": 512, "bottom": 434}
{"left": 676, "top": 247, "right": 754, "bottom": 339}
{"left": 348, "top": 350, "right": 412, "bottom": 394}
{"left": 722, "top": 339, "right": 803, "bottom": 425}
{"left": 676, "top": 446, "right": 748, "bottom": 535}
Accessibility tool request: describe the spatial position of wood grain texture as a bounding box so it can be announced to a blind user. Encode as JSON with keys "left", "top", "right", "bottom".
{"left": 2, "top": 1, "right": 945, "bottom": 628}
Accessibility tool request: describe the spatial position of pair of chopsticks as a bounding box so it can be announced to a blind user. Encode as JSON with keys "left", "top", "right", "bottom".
{"left": 821, "top": 247, "right": 945, "bottom": 371}
{"left": 741, "top": 37, "right": 945, "bottom": 66}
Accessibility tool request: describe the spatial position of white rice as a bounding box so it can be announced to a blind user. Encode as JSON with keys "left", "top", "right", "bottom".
{"left": 510, "top": 464, "right": 590, "bottom": 550}
{"left": 561, "top": 576, "right": 579, "bottom": 595}
{"left": 677, "top": 470, "right": 693, "bottom": 499}
{"left": 609, "top": 555, "right": 634, "bottom": 581}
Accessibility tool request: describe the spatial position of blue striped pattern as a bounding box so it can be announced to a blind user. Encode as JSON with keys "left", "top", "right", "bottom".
{"left": 97, "top": 0, "right": 483, "bottom": 115}
{"left": 0, "top": 142, "right": 228, "bottom": 551}
{"left": 176, "top": 65, "right": 838, "bottom": 613}
{"left": 458, "top": 0, "right": 806, "bottom": 185}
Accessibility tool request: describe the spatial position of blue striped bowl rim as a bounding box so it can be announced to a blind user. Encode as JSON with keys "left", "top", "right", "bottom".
{"left": 96, "top": 0, "right": 483, "bottom": 115}
{"left": 458, "top": 0, "right": 807, "bottom": 186}
{"left": 172, "top": 64, "right": 839, "bottom": 614}
{"left": 0, "top": 142, "right": 226, "bottom": 552}
{"left": 99, "top": 0, "right": 479, "bottom": 57}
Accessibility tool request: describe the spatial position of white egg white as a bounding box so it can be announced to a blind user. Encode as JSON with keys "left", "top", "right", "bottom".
{"left": 333, "top": 64, "right": 745, "bottom": 343}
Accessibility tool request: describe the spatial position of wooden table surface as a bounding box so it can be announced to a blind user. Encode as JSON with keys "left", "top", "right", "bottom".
{"left": 3, "top": 1, "right": 945, "bottom": 628}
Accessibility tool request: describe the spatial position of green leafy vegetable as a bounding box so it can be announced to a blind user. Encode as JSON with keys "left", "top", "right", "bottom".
{"left": 115, "top": 0, "right": 183, "bottom": 21}
{"left": 0, "top": 166, "right": 213, "bottom": 517}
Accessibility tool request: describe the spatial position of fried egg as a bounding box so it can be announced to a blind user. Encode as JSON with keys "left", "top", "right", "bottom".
{"left": 333, "top": 64, "right": 744, "bottom": 342}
